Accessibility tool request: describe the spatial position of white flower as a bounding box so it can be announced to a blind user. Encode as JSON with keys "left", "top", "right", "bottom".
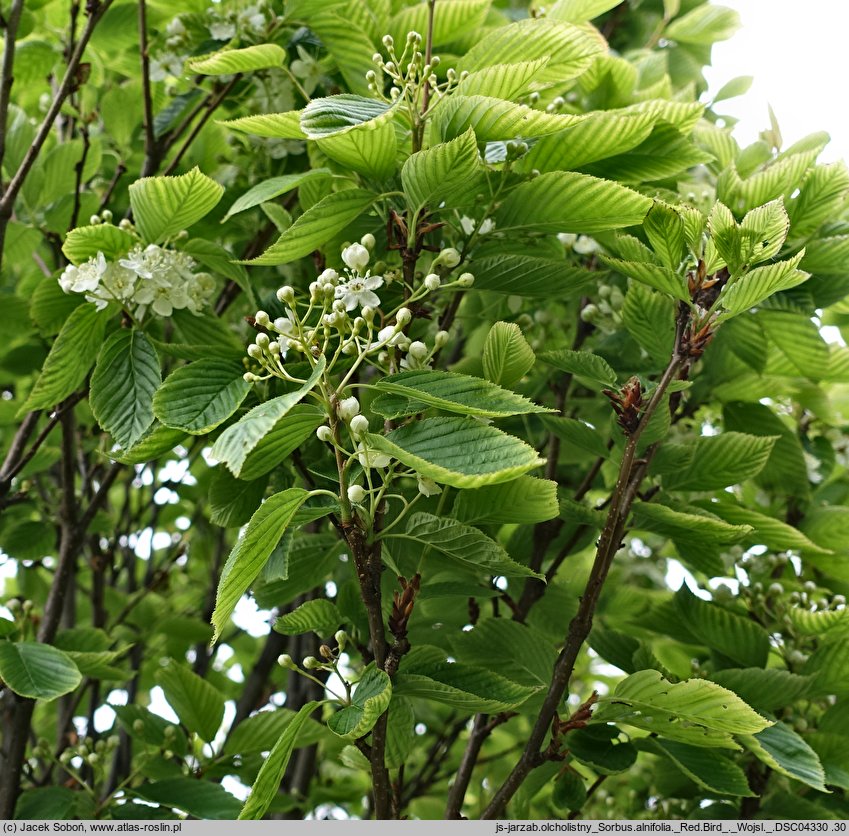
{"left": 478, "top": 218, "right": 495, "bottom": 235}
{"left": 459, "top": 216, "right": 475, "bottom": 235}
{"left": 356, "top": 443, "right": 391, "bottom": 470}
{"left": 573, "top": 235, "right": 600, "bottom": 255}
{"left": 417, "top": 475, "right": 441, "bottom": 497}
{"left": 335, "top": 275, "right": 383, "bottom": 311}
{"left": 208, "top": 20, "right": 236, "bottom": 40}
{"left": 272, "top": 314, "right": 297, "bottom": 338}
{"left": 437, "top": 247, "right": 461, "bottom": 268}
{"left": 101, "top": 263, "right": 137, "bottom": 300}
{"left": 165, "top": 18, "right": 186, "bottom": 38}
{"left": 149, "top": 52, "right": 184, "bottom": 81}
{"left": 59, "top": 252, "right": 107, "bottom": 294}
{"left": 557, "top": 232, "right": 577, "bottom": 247}
{"left": 341, "top": 242, "right": 370, "bottom": 272}
{"left": 185, "top": 273, "right": 215, "bottom": 314}
{"left": 317, "top": 268, "right": 338, "bottom": 287}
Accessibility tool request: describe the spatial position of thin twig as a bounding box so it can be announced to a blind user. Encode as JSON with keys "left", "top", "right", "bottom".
{"left": 0, "top": 0, "right": 25, "bottom": 188}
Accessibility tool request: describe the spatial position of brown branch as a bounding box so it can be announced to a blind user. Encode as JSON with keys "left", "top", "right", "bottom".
{"left": 0, "top": 409, "right": 41, "bottom": 499}
{"left": 0, "top": 0, "right": 115, "bottom": 274}
{"left": 138, "top": 0, "right": 156, "bottom": 174}
{"left": 0, "top": 0, "right": 25, "bottom": 188}
{"left": 480, "top": 308, "right": 692, "bottom": 819}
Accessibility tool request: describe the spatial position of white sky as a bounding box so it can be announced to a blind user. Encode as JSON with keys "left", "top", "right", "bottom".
{"left": 704, "top": 0, "right": 849, "bottom": 164}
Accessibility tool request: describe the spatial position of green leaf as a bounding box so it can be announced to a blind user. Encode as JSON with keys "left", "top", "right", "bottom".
{"left": 153, "top": 359, "right": 250, "bottom": 435}
{"left": 482, "top": 322, "right": 535, "bottom": 387}
{"left": 452, "top": 476, "right": 559, "bottom": 525}
{"left": 223, "top": 169, "right": 332, "bottom": 221}
{"left": 432, "top": 95, "right": 580, "bottom": 143}
{"left": 128, "top": 167, "right": 224, "bottom": 244}
{"left": 622, "top": 281, "right": 676, "bottom": 363}
{"left": 601, "top": 257, "right": 689, "bottom": 301}
{"left": 238, "top": 405, "right": 325, "bottom": 481}
{"left": 565, "top": 725, "right": 637, "bottom": 775}
{"left": 455, "top": 58, "right": 550, "bottom": 100}
{"left": 719, "top": 252, "right": 810, "bottom": 317}
{"left": 374, "top": 370, "right": 551, "bottom": 419}
{"left": 758, "top": 309, "right": 828, "bottom": 380}
{"left": 663, "top": 432, "right": 777, "bottom": 491}
{"left": 803, "top": 639, "right": 849, "bottom": 697}
{"left": 327, "top": 666, "right": 392, "bottom": 739}
{"left": 459, "top": 18, "right": 604, "bottom": 84}
{"left": 90, "top": 330, "right": 160, "bottom": 449}
{"left": 211, "top": 488, "right": 310, "bottom": 642}
{"left": 551, "top": 769, "right": 586, "bottom": 813}
{"left": 156, "top": 661, "right": 225, "bottom": 742}
{"left": 540, "top": 416, "right": 609, "bottom": 459}
{"left": 709, "top": 668, "right": 814, "bottom": 712}
{"left": 470, "top": 255, "right": 599, "bottom": 299}
{"left": 394, "top": 660, "right": 538, "bottom": 712}
{"left": 739, "top": 198, "right": 791, "bottom": 265}
{"left": 673, "top": 585, "right": 770, "bottom": 668}
{"left": 308, "top": 11, "right": 375, "bottom": 96}
{"left": 187, "top": 44, "right": 287, "bottom": 75}
{"left": 712, "top": 75, "right": 753, "bottom": 104}
{"left": 318, "top": 116, "right": 397, "bottom": 180}
{"left": 220, "top": 110, "right": 307, "bottom": 139}
{"left": 496, "top": 171, "right": 652, "bottom": 235}
{"left": 62, "top": 223, "right": 136, "bottom": 264}
{"left": 402, "top": 129, "right": 482, "bottom": 213}
{"left": 538, "top": 348, "right": 616, "bottom": 386}
{"left": 518, "top": 109, "right": 655, "bottom": 174}
{"left": 593, "top": 670, "right": 770, "bottom": 748}
{"left": 640, "top": 738, "right": 754, "bottom": 796}
{"left": 631, "top": 502, "right": 754, "bottom": 545}
{"left": 787, "top": 607, "right": 849, "bottom": 637}
{"left": 741, "top": 721, "right": 828, "bottom": 792}
{"left": 208, "top": 467, "right": 268, "bottom": 528}
{"left": 133, "top": 778, "right": 241, "bottom": 820}
{"left": 664, "top": 4, "right": 740, "bottom": 44}
{"left": 300, "top": 94, "right": 391, "bottom": 138}
{"left": 245, "top": 189, "right": 375, "bottom": 266}
{"left": 388, "top": 0, "right": 490, "bottom": 49}
{"left": 224, "top": 707, "right": 325, "bottom": 756}
{"left": 14, "top": 787, "right": 78, "bottom": 821}
{"left": 644, "top": 202, "right": 686, "bottom": 270}
{"left": 274, "top": 600, "right": 342, "bottom": 637}
{"left": 239, "top": 702, "right": 320, "bottom": 819}
{"left": 0, "top": 642, "right": 81, "bottom": 701}
{"left": 212, "top": 357, "right": 326, "bottom": 477}
{"left": 401, "top": 512, "right": 544, "bottom": 578}
{"left": 365, "top": 417, "right": 545, "bottom": 489}
{"left": 23, "top": 304, "right": 108, "bottom": 412}
{"left": 114, "top": 422, "right": 187, "bottom": 464}
{"left": 547, "top": 0, "right": 621, "bottom": 20}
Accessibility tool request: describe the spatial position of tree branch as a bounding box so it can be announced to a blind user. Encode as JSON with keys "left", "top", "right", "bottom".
{"left": 0, "top": 0, "right": 25, "bottom": 188}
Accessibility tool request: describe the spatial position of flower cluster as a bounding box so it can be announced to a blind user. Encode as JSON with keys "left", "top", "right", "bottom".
{"left": 59, "top": 240, "right": 215, "bottom": 318}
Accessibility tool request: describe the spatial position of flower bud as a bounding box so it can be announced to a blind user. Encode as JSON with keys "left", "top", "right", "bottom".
{"left": 276, "top": 285, "right": 295, "bottom": 304}
{"left": 424, "top": 273, "right": 440, "bottom": 291}
{"left": 319, "top": 644, "right": 334, "bottom": 660}
{"left": 768, "top": 583, "right": 784, "bottom": 597}
{"left": 437, "top": 247, "right": 461, "bottom": 268}
{"left": 89, "top": 214, "right": 101, "bottom": 225}
{"left": 255, "top": 310, "right": 270, "bottom": 327}
{"left": 119, "top": 218, "right": 134, "bottom": 231}
{"left": 101, "top": 209, "right": 113, "bottom": 223}
{"left": 457, "top": 272, "right": 474, "bottom": 287}
{"left": 278, "top": 653, "right": 297, "bottom": 669}
{"left": 318, "top": 268, "right": 338, "bottom": 286}
{"left": 408, "top": 341, "right": 428, "bottom": 360}
{"left": 361, "top": 233, "right": 376, "bottom": 250}
{"left": 303, "top": 655, "right": 320, "bottom": 670}
{"left": 435, "top": 330, "right": 449, "bottom": 348}
{"left": 382, "top": 34, "right": 394, "bottom": 48}
{"left": 365, "top": 69, "right": 377, "bottom": 82}
{"left": 430, "top": 55, "right": 440, "bottom": 67}
{"left": 396, "top": 307, "right": 412, "bottom": 326}
{"left": 133, "top": 720, "right": 145, "bottom": 734}
{"left": 407, "top": 30, "right": 422, "bottom": 45}
{"left": 347, "top": 484, "right": 366, "bottom": 504}
{"left": 59, "top": 750, "right": 73, "bottom": 765}
{"left": 372, "top": 52, "right": 383, "bottom": 63}
{"left": 350, "top": 414, "right": 370, "bottom": 436}
{"left": 316, "top": 426, "right": 333, "bottom": 442}
{"left": 335, "top": 629, "right": 347, "bottom": 650}
{"left": 338, "top": 396, "right": 360, "bottom": 421}
{"left": 107, "top": 735, "right": 120, "bottom": 749}
{"left": 88, "top": 752, "right": 100, "bottom": 765}
{"left": 243, "top": 372, "right": 257, "bottom": 383}
{"left": 361, "top": 305, "right": 375, "bottom": 322}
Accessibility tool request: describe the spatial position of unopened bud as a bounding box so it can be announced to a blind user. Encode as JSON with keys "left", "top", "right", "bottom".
{"left": 361, "top": 305, "right": 375, "bottom": 322}
{"left": 101, "top": 209, "right": 113, "bottom": 223}
{"left": 457, "top": 272, "right": 474, "bottom": 287}
{"left": 350, "top": 414, "right": 370, "bottom": 436}
{"left": 243, "top": 372, "right": 257, "bottom": 383}
{"left": 256, "top": 332, "right": 270, "bottom": 349}
{"left": 118, "top": 218, "right": 133, "bottom": 231}
{"left": 303, "top": 655, "right": 321, "bottom": 670}
{"left": 88, "top": 753, "right": 100, "bottom": 765}
{"left": 132, "top": 720, "right": 145, "bottom": 734}
{"left": 247, "top": 344, "right": 262, "bottom": 359}
{"left": 334, "top": 629, "right": 347, "bottom": 650}
{"left": 437, "top": 247, "right": 461, "bottom": 268}
{"left": 396, "top": 307, "right": 412, "bottom": 326}
{"left": 424, "top": 273, "right": 440, "bottom": 291}
{"left": 89, "top": 215, "right": 101, "bottom": 225}
{"left": 255, "top": 310, "right": 270, "bottom": 327}
{"left": 316, "top": 426, "right": 333, "bottom": 443}
{"left": 347, "top": 484, "right": 366, "bottom": 504}
{"left": 276, "top": 285, "right": 295, "bottom": 304}
{"left": 382, "top": 34, "right": 394, "bottom": 48}
{"left": 319, "top": 644, "right": 334, "bottom": 659}
{"left": 338, "top": 396, "right": 360, "bottom": 421}
{"left": 435, "top": 330, "right": 449, "bottom": 348}
{"left": 360, "top": 233, "right": 376, "bottom": 250}
{"left": 278, "top": 653, "right": 296, "bottom": 669}
{"left": 408, "top": 341, "right": 428, "bottom": 360}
